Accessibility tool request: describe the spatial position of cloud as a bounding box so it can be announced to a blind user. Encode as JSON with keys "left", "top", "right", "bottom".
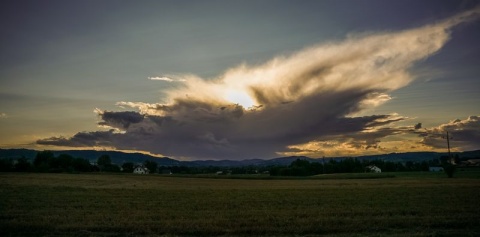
{"left": 115, "top": 101, "right": 169, "bottom": 116}
{"left": 148, "top": 76, "right": 186, "bottom": 82}
{"left": 0, "top": 113, "right": 7, "bottom": 118}
{"left": 96, "top": 110, "right": 144, "bottom": 129}
{"left": 418, "top": 115, "right": 480, "bottom": 151}
{"left": 282, "top": 116, "right": 422, "bottom": 157}
{"left": 37, "top": 130, "right": 118, "bottom": 147}
{"left": 37, "top": 9, "right": 480, "bottom": 160}
{"left": 286, "top": 115, "right": 480, "bottom": 157}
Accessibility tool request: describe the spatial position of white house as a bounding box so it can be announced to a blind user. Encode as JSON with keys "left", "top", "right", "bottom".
{"left": 366, "top": 165, "right": 382, "bottom": 173}
{"left": 429, "top": 166, "right": 444, "bottom": 172}
{"left": 133, "top": 165, "right": 149, "bottom": 174}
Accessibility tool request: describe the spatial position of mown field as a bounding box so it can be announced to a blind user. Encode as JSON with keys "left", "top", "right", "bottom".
{"left": 1, "top": 171, "right": 480, "bottom": 236}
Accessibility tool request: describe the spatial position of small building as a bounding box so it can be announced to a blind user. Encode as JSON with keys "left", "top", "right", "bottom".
{"left": 215, "top": 170, "right": 232, "bottom": 175}
{"left": 464, "top": 159, "right": 480, "bottom": 167}
{"left": 161, "top": 169, "right": 172, "bottom": 175}
{"left": 429, "top": 166, "right": 444, "bottom": 172}
{"left": 366, "top": 165, "right": 382, "bottom": 173}
{"left": 133, "top": 165, "right": 149, "bottom": 174}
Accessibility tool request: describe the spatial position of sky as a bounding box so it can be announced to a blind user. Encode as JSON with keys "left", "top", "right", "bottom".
{"left": 1, "top": 0, "right": 479, "bottom": 160}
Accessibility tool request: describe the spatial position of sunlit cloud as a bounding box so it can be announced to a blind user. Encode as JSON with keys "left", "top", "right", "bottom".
{"left": 281, "top": 116, "right": 417, "bottom": 157}
{"left": 417, "top": 115, "right": 480, "bottom": 152}
{"left": 37, "top": 8, "right": 480, "bottom": 160}
{"left": 283, "top": 114, "right": 480, "bottom": 158}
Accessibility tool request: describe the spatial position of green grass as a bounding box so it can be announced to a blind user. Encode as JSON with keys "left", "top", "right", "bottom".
{"left": 1, "top": 172, "right": 479, "bottom": 236}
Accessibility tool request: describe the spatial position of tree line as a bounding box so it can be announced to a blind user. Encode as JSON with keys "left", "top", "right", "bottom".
{"left": 268, "top": 156, "right": 463, "bottom": 177}
{"left": 0, "top": 151, "right": 160, "bottom": 173}
{"left": 0, "top": 150, "right": 462, "bottom": 176}
{"left": 1, "top": 151, "right": 95, "bottom": 173}
{"left": 268, "top": 158, "right": 431, "bottom": 176}
{"left": 157, "top": 158, "right": 437, "bottom": 176}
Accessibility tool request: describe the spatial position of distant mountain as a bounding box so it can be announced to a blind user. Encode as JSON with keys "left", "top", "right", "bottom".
{"left": 0, "top": 149, "right": 180, "bottom": 166}
{"left": 459, "top": 150, "right": 480, "bottom": 158}
{"left": 0, "top": 148, "right": 37, "bottom": 160}
{"left": 184, "top": 156, "right": 312, "bottom": 167}
{"left": 185, "top": 153, "right": 447, "bottom": 167}
{"left": 258, "top": 156, "right": 315, "bottom": 166}
{"left": 354, "top": 152, "right": 444, "bottom": 163}
{"left": 1, "top": 148, "right": 479, "bottom": 167}
{"left": 54, "top": 150, "right": 182, "bottom": 166}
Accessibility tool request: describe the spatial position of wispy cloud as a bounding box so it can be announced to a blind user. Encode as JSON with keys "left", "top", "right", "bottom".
{"left": 0, "top": 113, "right": 7, "bottom": 118}
{"left": 37, "top": 9, "right": 480, "bottom": 160}
{"left": 148, "top": 76, "right": 186, "bottom": 82}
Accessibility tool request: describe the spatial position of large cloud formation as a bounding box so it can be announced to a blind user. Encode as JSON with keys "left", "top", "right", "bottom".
{"left": 38, "top": 8, "right": 480, "bottom": 160}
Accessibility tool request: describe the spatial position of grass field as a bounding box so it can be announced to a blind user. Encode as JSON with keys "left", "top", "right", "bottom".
{"left": 1, "top": 171, "right": 480, "bottom": 236}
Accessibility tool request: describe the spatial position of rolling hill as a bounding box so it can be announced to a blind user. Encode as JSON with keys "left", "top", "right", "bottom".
{"left": 1, "top": 148, "right": 479, "bottom": 167}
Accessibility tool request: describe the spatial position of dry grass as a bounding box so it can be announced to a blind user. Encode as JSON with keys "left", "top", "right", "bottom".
{"left": 1, "top": 172, "right": 479, "bottom": 236}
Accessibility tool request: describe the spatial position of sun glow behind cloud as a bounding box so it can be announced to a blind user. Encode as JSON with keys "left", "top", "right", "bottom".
{"left": 37, "top": 8, "right": 480, "bottom": 160}
{"left": 224, "top": 89, "right": 256, "bottom": 109}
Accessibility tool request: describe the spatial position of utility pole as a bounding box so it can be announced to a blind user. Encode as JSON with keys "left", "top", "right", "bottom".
{"left": 446, "top": 131, "right": 451, "bottom": 160}
{"left": 447, "top": 131, "right": 454, "bottom": 164}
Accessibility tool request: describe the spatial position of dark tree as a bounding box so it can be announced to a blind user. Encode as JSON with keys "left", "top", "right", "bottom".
{"left": 103, "top": 164, "right": 121, "bottom": 172}
{"left": 406, "top": 161, "right": 414, "bottom": 171}
{"left": 56, "top": 154, "right": 74, "bottom": 171}
{"left": 290, "top": 159, "right": 311, "bottom": 168}
{"left": 439, "top": 156, "right": 450, "bottom": 164}
{"left": 34, "top": 151, "right": 54, "bottom": 166}
{"left": 34, "top": 151, "right": 54, "bottom": 172}
{"left": 72, "top": 157, "right": 92, "bottom": 172}
{"left": 97, "top": 155, "right": 111, "bottom": 171}
{"left": 309, "top": 162, "right": 324, "bottom": 174}
{"left": 443, "top": 163, "right": 455, "bottom": 178}
{"left": 0, "top": 158, "right": 14, "bottom": 172}
{"left": 420, "top": 161, "right": 429, "bottom": 171}
{"left": 15, "top": 157, "right": 32, "bottom": 172}
{"left": 454, "top": 154, "right": 461, "bottom": 164}
{"left": 144, "top": 160, "right": 158, "bottom": 174}
{"left": 122, "top": 162, "right": 134, "bottom": 173}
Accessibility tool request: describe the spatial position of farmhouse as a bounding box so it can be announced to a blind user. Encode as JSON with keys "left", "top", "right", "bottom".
{"left": 133, "top": 165, "right": 149, "bottom": 174}
{"left": 366, "top": 165, "right": 382, "bottom": 173}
